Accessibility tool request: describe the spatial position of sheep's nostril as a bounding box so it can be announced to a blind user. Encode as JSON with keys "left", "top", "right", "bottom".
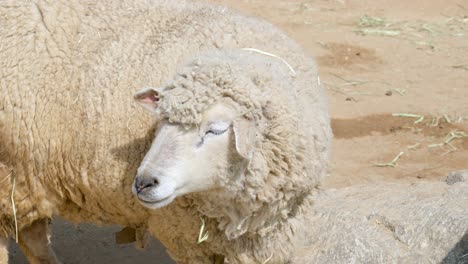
{"left": 135, "top": 176, "right": 159, "bottom": 193}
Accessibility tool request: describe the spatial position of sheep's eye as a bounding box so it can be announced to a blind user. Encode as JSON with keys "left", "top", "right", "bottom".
{"left": 205, "top": 128, "right": 227, "bottom": 136}
{"left": 204, "top": 121, "right": 230, "bottom": 137}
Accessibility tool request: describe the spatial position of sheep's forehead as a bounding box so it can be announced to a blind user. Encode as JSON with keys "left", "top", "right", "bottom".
{"left": 158, "top": 84, "right": 249, "bottom": 126}
{"left": 157, "top": 55, "right": 269, "bottom": 126}
{"left": 202, "top": 103, "right": 237, "bottom": 123}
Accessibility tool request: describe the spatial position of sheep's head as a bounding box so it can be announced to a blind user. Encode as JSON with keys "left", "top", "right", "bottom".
{"left": 131, "top": 51, "right": 319, "bottom": 239}
{"left": 132, "top": 87, "right": 255, "bottom": 209}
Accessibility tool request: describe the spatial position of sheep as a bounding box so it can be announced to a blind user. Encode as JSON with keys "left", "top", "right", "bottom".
{"left": 132, "top": 49, "right": 331, "bottom": 263}
{"left": 131, "top": 51, "right": 468, "bottom": 264}
{"left": 0, "top": 0, "right": 330, "bottom": 262}
{"left": 0, "top": 238, "right": 5, "bottom": 264}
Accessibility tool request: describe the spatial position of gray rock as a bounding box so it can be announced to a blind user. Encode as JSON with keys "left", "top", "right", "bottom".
{"left": 294, "top": 182, "right": 468, "bottom": 264}
{"left": 446, "top": 170, "right": 468, "bottom": 185}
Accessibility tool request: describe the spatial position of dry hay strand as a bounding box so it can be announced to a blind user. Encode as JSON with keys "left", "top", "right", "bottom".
{"left": 392, "top": 113, "right": 425, "bottom": 124}
{"left": 354, "top": 13, "right": 467, "bottom": 48}
{"left": 452, "top": 65, "right": 468, "bottom": 71}
{"left": 6, "top": 171, "right": 18, "bottom": 243}
{"left": 354, "top": 14, "right": 401, "bottom": 37}
{"left": 197, "top": 217, "right": 209, "bottom": 244}
{"left": 242, "top": 48, "right": 296, "bottom": 76}
{"left": 373, "top": 151, "right": 404, "bottom": 168}
{"left": 324, "top": 73, "right": 392, "bottom": 100}
{"left": 10, "top": 174, "right": 18, "bottom": 243}
{"left": 263, "top": 253, "right": 274, "bottom": 264}
{"left": 0, "top": 165, "right": 18, "bottom": 242}
{"left": 428, "top": 130, "right": 468, "bottom": 155}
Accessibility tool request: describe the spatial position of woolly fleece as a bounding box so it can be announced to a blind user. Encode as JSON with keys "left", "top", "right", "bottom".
{"left": 0, "top": 0, "right": 331, "bottom": 262}
{"left": 0, "top": 237, "right": 6, "bottom": 264}
{"left": 147, "top": 50, "right": 330, "bottom": 263}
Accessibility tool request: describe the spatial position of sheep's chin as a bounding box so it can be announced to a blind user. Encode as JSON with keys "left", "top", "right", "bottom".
{"left": 133, "top": 179, "right": 177, "bottom": 209}
{"left": 137, "top": 194, "right": 176, "bottom": 209}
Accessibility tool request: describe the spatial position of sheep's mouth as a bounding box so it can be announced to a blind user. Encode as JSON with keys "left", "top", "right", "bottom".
{"left": 137, "top": 194, "right": 176, "bottom": 209}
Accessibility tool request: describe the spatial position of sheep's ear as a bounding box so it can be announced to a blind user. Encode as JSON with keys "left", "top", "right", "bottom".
{"left": 232, "top": 119, "right": 256, "bottom": 161}
{"left": 134, "top": 87, "right": 161, "bottom": 113}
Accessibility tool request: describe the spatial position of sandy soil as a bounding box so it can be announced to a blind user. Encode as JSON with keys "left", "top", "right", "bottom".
{"left": 9, "top": 0, "right": 467, "bottom": 263}
{"left": 206, "top": 0, "right": 468, "bottom": 188}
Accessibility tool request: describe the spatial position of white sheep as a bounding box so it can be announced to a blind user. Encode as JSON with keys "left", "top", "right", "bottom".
{"left": 0, "top": 239, "right": 5, "bottom": 264}
{"left": 130, "top": 51, "right": 468, "bottom": 263}
{"left": 0, "top": 0, "right": 330, "bottom": 262}
{"left": 130, "top": 48, "right": 468, "bottom": 263}
{"left": 132, "top": 49, "right": 331, "bottom": 263}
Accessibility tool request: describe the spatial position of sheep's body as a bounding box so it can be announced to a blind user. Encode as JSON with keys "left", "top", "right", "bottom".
{"left": 0, "top": 0, "right": 330, "bottom": 262}
{"left": 0, "top": 239, "right": 5, "bottom": 264}
{"left": 132, "top": 49, "right": 330, "bottom": 263}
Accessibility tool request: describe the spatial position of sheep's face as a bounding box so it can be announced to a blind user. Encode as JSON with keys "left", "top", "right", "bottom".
{"left": 132, "top": 88, "right": 254, "bottom": 209}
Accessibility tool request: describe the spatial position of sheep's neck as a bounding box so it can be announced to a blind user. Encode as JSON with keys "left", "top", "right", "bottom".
{"left": 249, "top": 192, "right": 309, "bottom": 237}
{"left": 189, "top": 192, "right": 311, "bottom": 261}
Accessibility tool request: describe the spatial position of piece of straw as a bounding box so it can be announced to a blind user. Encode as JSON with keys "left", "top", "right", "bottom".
{"left": 373, "top": 152, "right": 404, "bottom": 167}
{"left": 242, "top": 48, "right": 296, "bottom": 75}
{"left": 427, "top": 130, "right": 468, "bottom": 151}
{"left": 10, "top": 174, "right": 18, "bottom": 243}
{"left": 443, "top": 114, "right": 452, "bottom": 123}
{"left": 452, "top": 65, "right": 468, "bottom": 70}
{"left": 354, "top": 28, "right": 401, "bottom": 36}
{"left": 0, "top": 171, "right": 11, "bottom": 185}
{"left": 392, "top": 113, "right": 424, "bottom": 124}
{"left": 358, "top": 15, "right": 387, "bottom": 28}
{"left": 263, "top": 253, "right": 274, "bottom": 264}
{"left": 407, "top": 143, "right": 420, "bottom": 149}
{"left": 197, "top": 217, "right": 209, "bottom": 244}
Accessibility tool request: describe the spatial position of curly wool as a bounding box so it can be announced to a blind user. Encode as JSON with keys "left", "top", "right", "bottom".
{"left": 1, "top": 0, "right": 330, "bottom": 262}
{"left": 146, "top": 50, "right": 331, "bottom": 263}
{"left": 162, "top": 50, "right": 304, "bottom": 231}
{"left": 158, "top": 54, "right": 266, "bottom": 127}
{"left": 0, "top": 237, "right": 6, "bottom": 263}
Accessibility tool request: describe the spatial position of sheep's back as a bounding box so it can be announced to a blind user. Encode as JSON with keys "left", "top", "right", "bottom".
{"left": 0, "top": 0, "right": 330, "bottom": 225}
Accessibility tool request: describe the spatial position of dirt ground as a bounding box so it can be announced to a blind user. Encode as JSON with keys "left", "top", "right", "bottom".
{"left": 208, "top": 0, "right": 468, "bottom": 188}
{"left": 9, "top": 0, "right": 468, "bottom": 263}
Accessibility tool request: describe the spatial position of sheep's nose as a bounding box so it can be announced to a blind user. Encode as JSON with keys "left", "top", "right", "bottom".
{"left": 135, "top": 176, "right": 159, "bottom": 193}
